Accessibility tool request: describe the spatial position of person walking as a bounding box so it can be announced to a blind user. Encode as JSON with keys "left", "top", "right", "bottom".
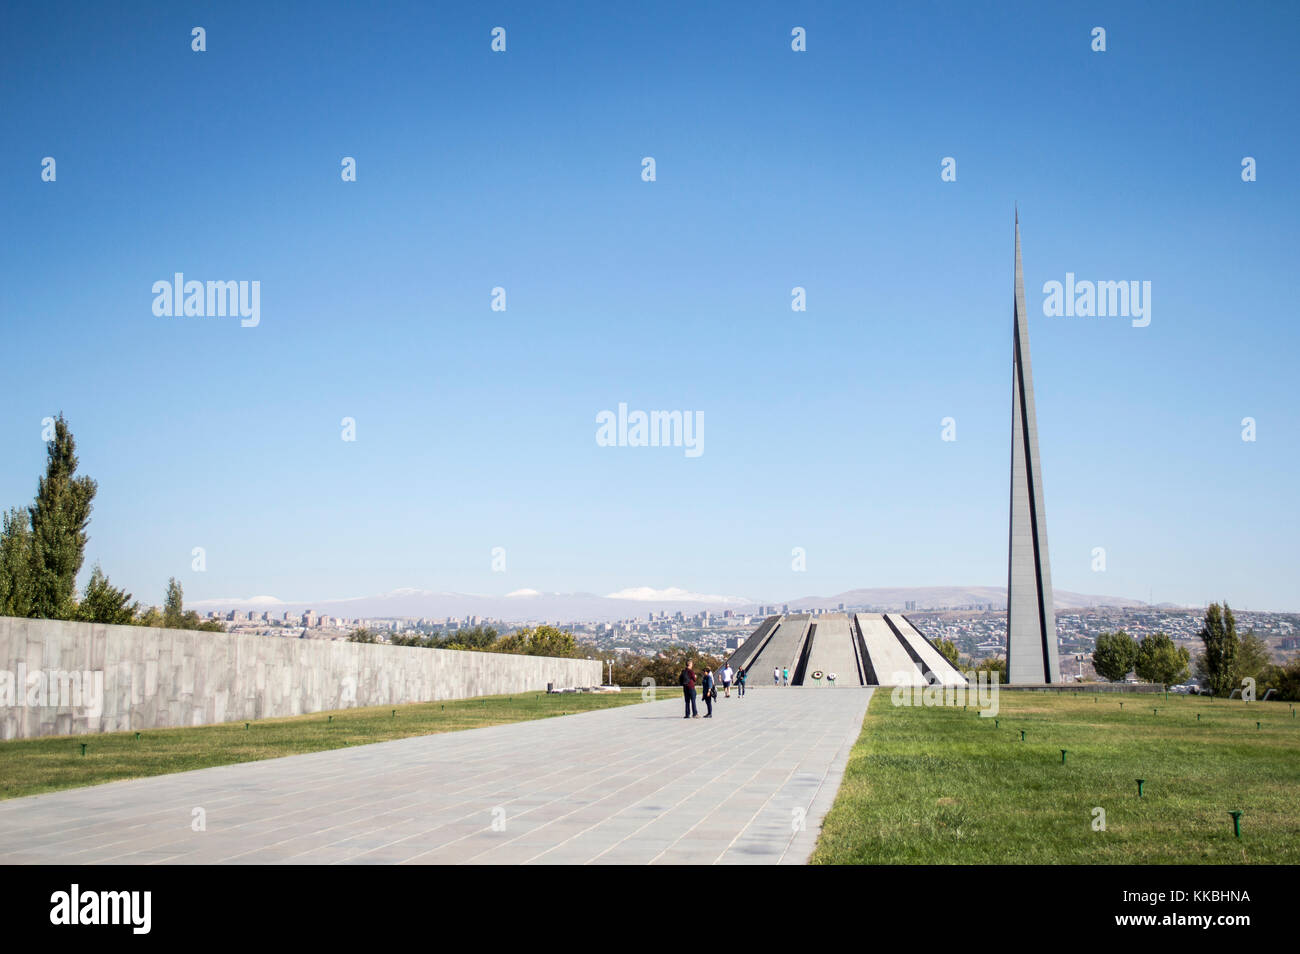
{"left": 736, "top": 668, "right": 747, "bottom": 698}
{"left": 773, "top": 666, "right": 780, "bottom": 686}
{"left": 782, "top": 666, "right": 790, "bottom": 686}
{"left": 701, "top": 669, "right": 716, "bottom": 718}
{"left": 721, "top": 664, "right": 734, "bottom": 698}
{"left": 679, "top": 660, "right": 698, "bottom": 719}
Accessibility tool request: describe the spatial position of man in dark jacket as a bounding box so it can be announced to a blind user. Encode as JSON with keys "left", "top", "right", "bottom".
{"left": 701, "top": 669, "right": 716, "bottom": 718}
{"left": 679, "top": 660, "right": 698, "bottom": 719}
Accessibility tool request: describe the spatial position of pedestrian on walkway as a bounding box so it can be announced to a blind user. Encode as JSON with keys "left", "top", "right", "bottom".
{"left": 721, "top": 664, "right": 734, "bottom": 698}
{"left": 828, "top": 672, "right": 837, "bottom": 687}
{"left": 736, "top": 668, "right": 747, "bottom": 697}
{"left": 782, "top": 666, "right": 790, "bottom": 686}
{"left": 701, "top": 669, "right": 716, "bottom": 718}
{"left": 679, "top": 660, "right": 698, "bottom": 719}
{"left": 773, "top": 666, "right": 780, "bottom": 686}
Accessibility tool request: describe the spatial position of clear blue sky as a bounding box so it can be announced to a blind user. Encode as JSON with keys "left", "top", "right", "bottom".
{"left": 2, "top": 1, "right": 1297, "bottom": 610}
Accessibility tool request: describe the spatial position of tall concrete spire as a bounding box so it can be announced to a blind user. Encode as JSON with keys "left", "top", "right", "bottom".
{"left": 1006, "top": 212, "right": 1060, "bottom": 684}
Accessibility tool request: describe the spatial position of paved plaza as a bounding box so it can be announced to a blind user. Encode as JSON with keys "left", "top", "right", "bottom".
{"left": 0, "top": 686, "right": 872, "bottom": 864}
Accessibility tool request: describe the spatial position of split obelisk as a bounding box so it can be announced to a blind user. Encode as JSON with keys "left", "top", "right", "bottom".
{"left": 1006, "top": 212, "right": 1060, "bottom": 684}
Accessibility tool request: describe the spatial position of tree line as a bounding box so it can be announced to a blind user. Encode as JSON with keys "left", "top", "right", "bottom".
{"left": 1091, "top": 602, "right": 1299, "bottom": 699}
{"left": 350, "top": 624, "right": 587, "bottom": 659}
{"left": 0, "top": 415, "right": 218, "bottom": 631}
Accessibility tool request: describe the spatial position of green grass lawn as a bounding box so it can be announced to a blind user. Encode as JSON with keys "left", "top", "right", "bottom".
{"left": 812, "top": 689, "right": 1300, "bottom": 864}
{"left": 0, "top": 689, "right": 669, "bottom": 801}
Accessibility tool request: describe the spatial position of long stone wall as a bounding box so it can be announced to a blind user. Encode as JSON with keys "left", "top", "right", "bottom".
{"left": 0, "top": 617, "right": 602, "bottom": 740}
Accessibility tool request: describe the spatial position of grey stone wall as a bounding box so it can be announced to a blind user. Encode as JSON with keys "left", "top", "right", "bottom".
{"left": 0, "top": 616, "right": 602, "bottom": 740}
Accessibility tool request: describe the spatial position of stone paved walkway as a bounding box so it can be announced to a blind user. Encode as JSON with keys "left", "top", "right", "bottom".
{"left": 0, "top": 687, "right": 871, "bottom": 864}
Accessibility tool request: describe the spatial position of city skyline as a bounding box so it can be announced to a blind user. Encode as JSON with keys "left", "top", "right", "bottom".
{"left": 3, "top": 3, "right": 1297, "bottom": 613}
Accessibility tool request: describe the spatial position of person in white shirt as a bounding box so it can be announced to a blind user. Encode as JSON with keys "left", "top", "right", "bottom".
{"left": 721, "top": 665, "right": 734, "bottom": 697}
{"left": 773, "top": 666, "right": 780, "bottom": 686}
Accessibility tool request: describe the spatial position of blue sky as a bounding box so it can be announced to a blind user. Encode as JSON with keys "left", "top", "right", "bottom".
{"left": 2, "top": 1, "right": 1297, "bottom": 611}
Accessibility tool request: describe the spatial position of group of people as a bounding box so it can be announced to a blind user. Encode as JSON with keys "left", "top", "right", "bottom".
{"left": 678, "top": 660, "right": 747, "bottom": 719}
{"left": 679, "top": 661, "right": 842, "bottom": 717}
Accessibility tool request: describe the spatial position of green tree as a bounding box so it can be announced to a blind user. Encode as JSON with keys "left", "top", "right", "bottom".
{"left": 524, "top": 624, "right": 578, "bottom": 657}
{"left": 163, "top": 577, "right": 185, "bottom": 629}
{"left": 490, "top": 624, "right": 581, "bottom": 658}
{"left": 136, "top": 605, "right": 163, "bottom": 627}
{"left": 1092, "top": 630, "right": 1138, "bottom": 682}
{"left": 136, "top": 578, "right": 221, "bottom": 631}
{"left": 932, "top": 637, "right": 959, "bottom": 667}
{"left": 348, "top": 627, "right": 379, "bottom": 643}
{"left": 1198, "top": 602, "right": 1238, "bottom": 697}
{"left": 1233, "top": 631, "right": 1272, "bottom": 685}
{"left": 965, "top": 656, "right": 1007, "bottom": 682}
{"left": 1134, "top": 632, "right": 1190, "bottom": 687}
{"left": 0, "top": 507, "right": 34, "bottom": 617}
{"left": 27, "top": 415, "right": 97, "bottom": 619}
{"left": 74, "top": 564, "right": 139, "bottom": 624}
{"left": 447, "top": 625, "right": 498, "bottom": 651}
{"left": 1258, "top": 660, "right": 1300, "bottom": 702}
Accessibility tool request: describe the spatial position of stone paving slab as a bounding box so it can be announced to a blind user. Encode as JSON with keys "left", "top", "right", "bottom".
{"left": 0, "top": 686, "right": 871, "bottom": 865}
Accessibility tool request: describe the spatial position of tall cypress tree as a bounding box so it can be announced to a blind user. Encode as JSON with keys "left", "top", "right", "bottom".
{"left": 27, "top": 415, "right": 97, "bottom": 619}
{"left": 163, "top": 577, "right": 185, "bottom": 629}
{"left": 1199, "top": 602, "right": 1238, "bottom": 697}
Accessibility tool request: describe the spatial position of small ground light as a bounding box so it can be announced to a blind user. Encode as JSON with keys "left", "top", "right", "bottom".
{"left": 1136, "top": 779, "right": 1145, "bottom": 797}
{"left": 995, "top": 719, "right": 999, "bottom": 728}
{"left": 1153, "top": 707, "right": 1158, "bottom": 715}
{"left": 1228, "top": 810, "right": 1243, "bottom": 838}
{"left": 392, "top": 709, "right": 396, "bottom": 717}
{"left": 79, "top": 743, "right": 86, "bottom": 756}
{"left": 1020, "top": 730, "right": 1026, "bottom": 741}
{"left": 1060, "top": 749, "right": 1068, "bottom": 764}
{"left": 1119, "top": 702, "right": 1124, "bottom": 709}
{"left": 135, "top": 732, "right": 140, "bottom": 741}
{"left": 1256, "top": 721, "right": 1261, "bottom": 730}
{"left": 328, "top": 715, "right": 332, "bottom": 723}
{"left": 1197, "top": 713, "right": 1201, "bottom": 721}
{"left": 244, "top": 723, "right": 249, "bottom": 730}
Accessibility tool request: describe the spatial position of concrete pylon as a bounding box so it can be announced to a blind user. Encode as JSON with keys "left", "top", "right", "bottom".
{"left": 1006, "top": 212, "right": 1060, "bottom": 684}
